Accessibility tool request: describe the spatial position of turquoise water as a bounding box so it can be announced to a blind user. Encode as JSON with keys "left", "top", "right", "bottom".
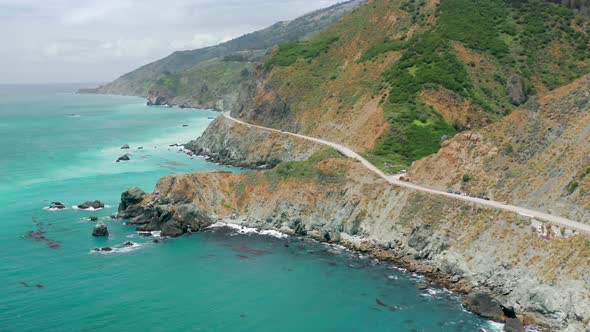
{"left": 0, "top": 88, "right": 501, "bottom": 331}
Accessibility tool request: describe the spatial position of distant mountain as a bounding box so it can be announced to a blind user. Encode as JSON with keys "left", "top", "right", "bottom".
{"left": 80, "top": 0, "right": 366, "bottom": 109}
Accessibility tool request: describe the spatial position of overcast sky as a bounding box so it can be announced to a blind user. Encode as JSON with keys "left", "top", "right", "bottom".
{"left": 0, "top": 0, "right": 342, "bottom": 84}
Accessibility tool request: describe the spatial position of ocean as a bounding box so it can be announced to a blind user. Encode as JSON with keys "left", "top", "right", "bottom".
{"left": 0, "top": 85, "right": 501, "bottom": 331}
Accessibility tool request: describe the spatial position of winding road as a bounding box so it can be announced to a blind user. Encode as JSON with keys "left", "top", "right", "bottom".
{"left": 222, "top": 112, "right": 590, "bottom": 234}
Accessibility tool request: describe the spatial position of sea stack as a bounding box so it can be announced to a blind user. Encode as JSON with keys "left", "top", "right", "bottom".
{"left": 116, "top": 154, "right": 130, "bottom": 162}
{"left": 78, "top": 200, "right": 105, "bottom": 210}
{"left": 92, "top": 222, "right": 109, "bottom": 237}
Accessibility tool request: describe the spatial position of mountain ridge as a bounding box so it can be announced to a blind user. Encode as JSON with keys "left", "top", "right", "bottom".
{"left": 79, "top": 0, "right": 366, "bottom": 110}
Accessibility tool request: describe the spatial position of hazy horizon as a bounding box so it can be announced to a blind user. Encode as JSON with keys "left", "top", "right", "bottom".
{"left": 0, "top": 0, "right": 342, "bottom": 84}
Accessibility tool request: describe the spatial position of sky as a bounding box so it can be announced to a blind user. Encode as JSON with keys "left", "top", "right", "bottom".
{"left": 0, "top": 0, "right": 342, "bottom": 84}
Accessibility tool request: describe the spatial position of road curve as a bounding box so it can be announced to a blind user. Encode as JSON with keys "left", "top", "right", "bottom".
{"left": 222, "top": 112, "right": 590, "bottom": 234}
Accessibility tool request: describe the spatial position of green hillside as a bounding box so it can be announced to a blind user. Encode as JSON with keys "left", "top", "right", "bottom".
{"left": 258, "top": 0, "right": 589, "bottom": 172}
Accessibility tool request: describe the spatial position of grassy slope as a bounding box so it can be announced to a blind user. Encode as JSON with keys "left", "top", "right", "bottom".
{"left": 259, "top": 0, "right": 589, "bottom": 173}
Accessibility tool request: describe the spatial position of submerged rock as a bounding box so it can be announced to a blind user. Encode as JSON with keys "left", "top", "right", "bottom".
{"left": 93, "top": 247, "right": 113, "bottom": 252}
{"left": 78, "top": 200, "right": 105, "bottom": 210}
{"left": 121, "top": 144, "right": 130, "bottom": 149}
{"left": 123, "top": 241, "right": 134, "bottom": 247}
{"left": 92, "top": 222, "right": 109, "bottom": 237}
{"left": 116, "top": 154, "right": 130, "bottom": 162}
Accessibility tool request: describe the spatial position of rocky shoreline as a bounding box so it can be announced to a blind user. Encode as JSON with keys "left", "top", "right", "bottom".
{"left": 115, "top": 161, "right": 590, "bottom": 331}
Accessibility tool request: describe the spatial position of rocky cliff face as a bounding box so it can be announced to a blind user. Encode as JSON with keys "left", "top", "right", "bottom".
{"left": 409, "top": 75, "right": 590, "bottom": 224}
{"left": 184, "top": 116, "right": 320, "bottom": 168}
{"left": 546, "top": 0, "right": 590, "bottom": 15}
{"left": 118, "top": 156, "right": 590, "bottom": 331}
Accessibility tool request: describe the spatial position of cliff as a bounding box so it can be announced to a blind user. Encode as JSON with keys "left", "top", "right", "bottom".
{"left": 118, "top": 150, "right": 590, "bottom": 331}
{"left": 184, "top": 116, "right": 320, "bottom": 168}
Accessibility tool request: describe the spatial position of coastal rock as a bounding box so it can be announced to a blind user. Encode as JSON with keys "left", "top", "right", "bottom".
{"left": 118, "top": 186, "right": 146, "bottom": 218}
{"left": 78, "top": 200, "right": 105, "bottom": 210}
{"left": 462, "top": 293, "right": 505, "bottom": 322}
{"left": 147, "top": 95, "right": 167, "bottom": 106}
{"left": 48, "top": 202, "right": 66, "bottom": 210}
{"left": 93, "top": 247, "right": 113, "bottom": 252}
{"left": 504, "top": 318, "right": 525, "bottom": 332}
{"left": 121, "top": 144, "right": 130, "bottom": 149}
{"left": 116, "top": 154, "right": 130, "bottom": 162}
{"left": 118, "top": 189, "right": 213, "bottom": 237}
{"left": 92, "top": 222, "right": 109, "bottom": 237}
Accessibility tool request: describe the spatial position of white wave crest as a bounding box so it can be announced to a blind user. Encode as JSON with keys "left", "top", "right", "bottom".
{"left": 90, "top": 242, "right": 141, "bottom": 254}
{"left": 43, "top": 207, "right": 67, "bottom": 211}
{"left": 207, "top": 222, "right": 289, "bottom": 239}
{"left": 72, "top": 204, "right": 111, "bottom": 211}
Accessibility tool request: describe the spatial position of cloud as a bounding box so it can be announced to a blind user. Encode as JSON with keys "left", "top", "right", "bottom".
{"left": 0, "top": 0, "right": 344, "bottom": 83}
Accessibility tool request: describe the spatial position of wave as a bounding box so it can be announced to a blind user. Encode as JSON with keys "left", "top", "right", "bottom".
{"left": 43, "top": 207, "right": 67, "bottom": 211}
{"left": 90, "top": 242, "right": 141, "bottom": 254}
{"left": 207, "top": 222, "right": 290, "bottom": 239}
{"left": 71, "top": 204, "right": 111, "bottom": 211}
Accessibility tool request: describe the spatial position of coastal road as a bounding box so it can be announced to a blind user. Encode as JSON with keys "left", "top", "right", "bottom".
{"left": 222, "top": 112, "right": 590, "bottom": 234}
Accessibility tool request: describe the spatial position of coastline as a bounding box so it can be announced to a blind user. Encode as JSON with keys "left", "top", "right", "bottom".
{"left": 208, "top": 217, "right": 528, "bottom": 331}
{"left": 116, "top": 162, "right": 590, "bottom": 331}
{"left": 206, "top": 218, "right": 509, "bottom": 331}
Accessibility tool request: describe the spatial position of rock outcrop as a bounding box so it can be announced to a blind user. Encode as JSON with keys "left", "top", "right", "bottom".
{"left": 78, "top": 200, "right": 105, "bottom": 210}
{"left": 462, "top": 293, "right": 507, "bottom": 322}
{"left": 185, "top": 116, "right": 320, "bottom": 168}
{"left": 118, "top": 184, "right": 213, "bottom": 237}
{"left": 506, "top": 75, "right": 527, "bottom": 105}
{"left": 48, "top": 202, "right": 66, "bottom": 210}
{"left": 116, "top": 154, "right": 130, "bottom": 163}
{"left": 117, "top": 186, "right": 146, "bottom": 219}
{"left": 92, "top": 222, "right": 109, "bottom": 237}
{"left": 120, "top": 144, "right": 130, "bottom": 149}
{"left": 146, "top": 95, "right": 168, "bottom": 107}
{"left": 546, "top": 0, "right": 590, "bottom": 16}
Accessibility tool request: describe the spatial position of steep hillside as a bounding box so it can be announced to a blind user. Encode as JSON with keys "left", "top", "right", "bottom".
{"left": 80, "top": 0, "right": 365, "bottom": 109}
{"left": 224, "top": 0, "right": 589, "bottom": 173}
{"left": 409, "top": 74, "right": 590, "bottom": 223}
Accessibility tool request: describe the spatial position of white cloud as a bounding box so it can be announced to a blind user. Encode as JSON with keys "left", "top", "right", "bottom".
{"left": 0, "top": 0, "right": 344, "bottom": 83}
